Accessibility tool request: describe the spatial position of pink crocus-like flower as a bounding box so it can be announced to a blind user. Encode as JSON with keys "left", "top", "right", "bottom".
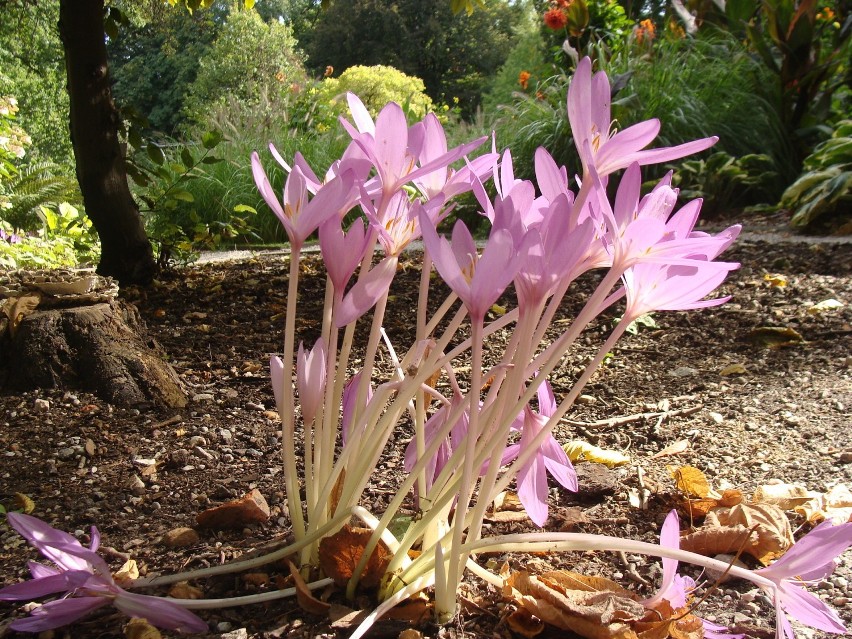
{"left": 251, "top": 154, "right": 356, "bottom": 251}
{"left": 755, "top": 520, "right": 852, "bottom": 639}
{"left": 501, "top": 381, "right": 577, "bottom": 526}
{"left": 567, "top": 57, "right": 717, "bottom": 182}
{"left": 0, "top": 513, "right": 206, "bottom": 633}
{"left": 296, "top": 338, "right": 327, "bottom": 426}
{"left": 340, "top": 93, "right": 487, "bottom": 198}
{"left": 319, "top": 215, "right": 370, "bottom": 296}
{"left": 419, "top": 213, "right": 523, "bottom": 323}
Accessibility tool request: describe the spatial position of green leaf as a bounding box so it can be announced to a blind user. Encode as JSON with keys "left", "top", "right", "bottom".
{"left": 726, "top": 0, "right": 756, "bottom": 25}
{"left": 170, "top": 163, "right": 187, "bottom": 174}
{"left": 233, "top": 204, "right": 257, "bottom": 214}
{"left": 170, "top": 189, "right": 195, "bottom": 203}
{"left": 201, "top": 156, "right": 224, "bottom": 165}
{"left": 181, "top": 148, "right": 194, "bottom": 168}
{"left": 201, "top": 130, "right": 223, "bottom": 150}
{"left": 147, "top": 144, "right": 166, "bottom": 166}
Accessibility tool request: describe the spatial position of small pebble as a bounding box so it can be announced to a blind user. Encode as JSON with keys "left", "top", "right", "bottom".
{"left": 33, "top": 398, "right": 50, "bottom": 412}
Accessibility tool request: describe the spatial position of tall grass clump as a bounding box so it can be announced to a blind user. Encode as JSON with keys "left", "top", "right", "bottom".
{"left": 609, "top": 29, "right": 798, "bottom": 193}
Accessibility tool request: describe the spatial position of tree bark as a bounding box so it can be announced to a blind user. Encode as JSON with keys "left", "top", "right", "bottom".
{"left": 1, "top": 301, "right": 187, "bottom": 409}
{"left": 58, "top": 0, "right": 157, "bottom": 286}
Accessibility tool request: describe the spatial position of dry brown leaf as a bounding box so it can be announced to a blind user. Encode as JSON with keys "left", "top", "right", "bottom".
{"left": 317, "top": 524, "right": 392, "bottom": 589}
{"left": 167, "top": 582, "right": 204, "bottom": 599}
{"left": 635, "top": 600, "right": 704, "bottom": 639}
{"left": 679, "top": 489, "right": 742, "bottom": 521}
{"left": 652, "top": 440, "right": 689, "bottom": 459}
{"left": 793, "top": 483, "right": 852, "bottom": 524}
{"left": 558, "top": 506, "right": 590, "bottom": 531}
{"left": 114, "top": 559, "right": 139, "bottom": 584}
{"left": 124, "top": 618, "right": 161, "bottom": 639}
{"left": 493, "top": 491, "right": 525, "bottom": 511}
{"left": 753, "top": 483, "right": 816, "bottom": 510}
{"left": 329, "top": 468, "right": 346, "bottom": 515}
{"left": 719, "top": 363, "right": 747, "bottom": 377}
{"left": 379, "top": 597, "right": 431, "bottom": 622}
{"left": 668, "top": 465, "right": 710, "bottom": 498}
{"left": 506, "top": 606, "right": 545, "bottom": 638}
{"left": 679, "top": 524, "right": 758, "bottom": 557}
{"left": 504, "top": 570, "right": 646, "bottom": 639}
{"left": 12, "top": 492, "right": 35, "bottom": 514}
{"left": 2, "top": 294, "right": 41, "bottom": 337}
{"left": 286, "top": 560, "right": 331, "bottom": 615}
{"left": 706, "top": 502, "right": 793, "bottom": 563}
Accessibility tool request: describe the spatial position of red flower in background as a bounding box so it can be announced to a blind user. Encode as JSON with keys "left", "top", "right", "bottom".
{"left": 543, "top": 7, "right": 568, "bottom": 30}
{"left": 518, "top": 70, "right": 531, "bottom": 90}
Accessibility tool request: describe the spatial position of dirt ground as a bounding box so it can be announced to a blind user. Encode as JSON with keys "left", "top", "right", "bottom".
{"left": 1, "top": 216, "right": 850, "bottom": 639}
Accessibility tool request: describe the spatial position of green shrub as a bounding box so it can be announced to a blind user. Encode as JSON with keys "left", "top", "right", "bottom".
{"left": 669, "top": 152, "right": 779, "bottom": 216}
{"left": 0, "top": 202, "right": 99, "bottom": 269}
{"left": 182, "top": 7, "right": 307, "bottom": 126}
{"left": 782, "top": 120, "right": 852, "bottom": 231}
{"left": 305, "top": 65, "right": 435, "bottom": 133}
{"left": 1, "top": 161, "right": 82, "bottom": 232}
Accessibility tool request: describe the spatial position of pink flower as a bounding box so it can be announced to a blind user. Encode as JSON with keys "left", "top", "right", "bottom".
{"left": 644, "top": 511, "right": 744, "bottom": 639}
{"left": 319, "top": 215, "right": 370, "bottom": 296}
{"left": 334, "top": 255, "right": 399, "bottom": 328}
{"left": 251, "top": 154, "right": 356, "bottom": 251}
{"left": 296, "top": 338, "right": 327, "bottom": 426}
{"left": 340, "top": 93, "right": 487, "bottom": 198}
{"left": 419, "top": 214, "right": 521, "bottom": 323}
{"left": 755, "top": 520, "right": 852, "bottom": 639}
{"left": 502, "top": 381, "right": 577, "bottom": 526}
{"left": 0, "top": 513, "right": 206, "bottom": 633}
{"left": 567, "top": 57, "right": 717, "bottom": 182}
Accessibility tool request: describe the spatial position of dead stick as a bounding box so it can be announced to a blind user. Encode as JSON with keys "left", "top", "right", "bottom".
{"left": 565, "top": 404, "right": 703, "bottom": 430}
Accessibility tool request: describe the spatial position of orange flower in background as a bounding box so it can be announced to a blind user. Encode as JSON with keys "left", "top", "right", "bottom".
{"left": 518, "top": 70, "right": 531, "bottom": 90}
{"left": 555, "top": 0, "right": 571, "bottom": 7}
{"left": 543, "top": 7, "right": 568, "bottom": 30}
{"left": 816, "top": 6, "right": 835, "bottom": 20}
{"left": 635, "top": 18, "right": 656, "bottom": 44}
{"left": 324, "top": 65, "right": 334, "bottom": 77}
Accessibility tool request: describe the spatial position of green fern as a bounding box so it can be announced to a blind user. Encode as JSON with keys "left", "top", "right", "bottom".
{"left": 0, "top": 161, "right": 82, "bottom": 232}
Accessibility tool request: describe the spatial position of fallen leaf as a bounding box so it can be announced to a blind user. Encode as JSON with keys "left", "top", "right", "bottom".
{"left": 794, "top": 483, "right": 852, "bottom": 524}
{"left": 12, "top": 492, "right": 35, "bottom": 514}
{"left": 124, "top": 617, "right": 161, "bottom": 639}
{"left": 746, "top": 326, "right": 804, "bottom": 348}
{"left": 763, "top": 273, "right": 787, "bottom": 287}
{"left": 752, "top": 483, "right": 817, "bottom": 510}
{"left": 558, "top": 507, "right": 590, "bottom": 531}
{"left": 563, "top": 441, "right": 630, "bottom": 468}
{"left": 114, "top": 559, "right": 139, "bottom": 584}
{"left": 286, "top": 560, "right": 331, "bottom": 615}
{"left": 706, "top": 502, "right": 793, "bottom": 563}
{"left": 168, "top": 582, "right": 204, "bottom": 599}
{"left": 668, "top": 465, "right": 711, "bottom": 499}
{"left": 807, "top": 298, "right": 843, "bottom": 314}
{"left": 651, "top": 439, "right": 689, "bottom": 458}
{"left": 679, "top": 524, "right": 759, "bottom": 558}
{"left": 506, "top": 606, "right": 545, "bottom": 638}
{"left": 317, "top": 524, "right": 392, "bottom": 589}
{"left": 1, "top": 294, "right": 41, "bottom": 337}
{"left": 719, "top": 363, "right": 747, "bottom": 376}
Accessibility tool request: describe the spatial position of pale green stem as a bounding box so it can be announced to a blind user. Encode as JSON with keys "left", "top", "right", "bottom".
{"left": 440, "top": 317, "right": 484, "bottom": 619}
{"left": 459, "top": 532, "right": 777, "bottom": 592}
{"left": 130, "top": 506, "right": 361, "bottom": 589}
{"left": 168, "top": 578, "right": 334, "bottom": 609}
{"left": 281, "top": 247, "right": 305, "bottom": 541}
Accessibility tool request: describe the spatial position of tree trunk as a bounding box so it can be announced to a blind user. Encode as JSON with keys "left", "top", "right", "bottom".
{"left": 58, "top": 0, "right": 157, "bottom": 286}
{"left": 1, "top": 300, "right": 187, "bottom": 409}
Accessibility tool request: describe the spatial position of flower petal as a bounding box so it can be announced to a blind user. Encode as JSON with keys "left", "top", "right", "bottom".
{"left": 9, "top": 597, "right": 108, "bottom": 632}
{"left": 0, "top": 569, "right": 92, "bottom": 601}
{"left": 114, "top": 590, "right": 208, "bottom": 633}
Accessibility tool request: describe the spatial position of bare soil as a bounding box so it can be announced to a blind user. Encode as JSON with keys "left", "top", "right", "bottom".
{"left": 1, "top": 221, "right": 850, "bottom": 639}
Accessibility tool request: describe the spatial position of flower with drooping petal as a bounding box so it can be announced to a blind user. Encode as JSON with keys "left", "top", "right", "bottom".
{"left": 755, "top": 520, "right": 852, "bottom": 639}
{"left": 567, "top": 57, "right": 717, "bottom": 182}
{"left": 334, "top": 254, "right": 399, "bottom": 328}
{"left": 0, "top": 513, "right": 207, "bottom": 633}
{"left": 501, "top": 380, "right": 577, "bottom": 526}
{"left": 643, "top": 510, "right": 745, "bottom": 639}
{"left": 319, "top": 215, "right": 371, "bottom": 297}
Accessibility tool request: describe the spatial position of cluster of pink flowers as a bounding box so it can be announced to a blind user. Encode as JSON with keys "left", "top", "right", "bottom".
{"left": 2, "top": 57, "right": 850, "bottom": 639}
